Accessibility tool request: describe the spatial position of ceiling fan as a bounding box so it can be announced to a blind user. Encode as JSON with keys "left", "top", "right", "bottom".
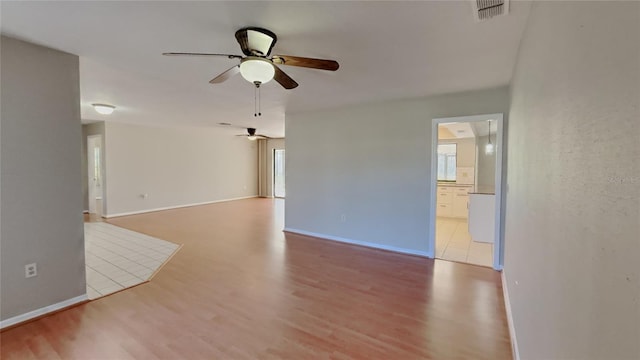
{"left": 237, "top": 128, "right": 270, "bottom": 141}
{"left": 163, "top": 27, "right": 339, "bottom": 90}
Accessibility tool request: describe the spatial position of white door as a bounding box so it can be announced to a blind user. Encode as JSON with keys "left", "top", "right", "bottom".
{"left": 87, "top": 135, "right": 102, "bottom": 215}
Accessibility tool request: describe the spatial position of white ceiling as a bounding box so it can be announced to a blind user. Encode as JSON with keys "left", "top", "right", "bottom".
{"left": 1, "top": 1, "right": 531, "bottom": 138}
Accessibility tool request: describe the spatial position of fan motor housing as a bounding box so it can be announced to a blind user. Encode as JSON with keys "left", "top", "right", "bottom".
{"left": 235, "top": 27, "right": 277, "bottom": 57}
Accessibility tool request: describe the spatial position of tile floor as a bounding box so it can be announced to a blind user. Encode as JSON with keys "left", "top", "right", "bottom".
{"left": 85, "top": 222, "right": 180, "bottom": 299}
{"left": 436, "top": 217, "right": 493, "bottom": 267}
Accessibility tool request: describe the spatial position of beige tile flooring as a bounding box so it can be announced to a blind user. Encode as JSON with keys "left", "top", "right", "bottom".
{"left": 85, "top": 222, "right": 180, "bottom": 299}
{"left": 436, "top": 217, "right": 493, "bottom": 267}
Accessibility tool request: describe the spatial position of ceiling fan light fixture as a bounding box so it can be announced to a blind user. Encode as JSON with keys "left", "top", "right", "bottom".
{"left": 92, "top": 103, "right": 116, "bottom": 115}
{"left": 247, "top": 135, "right": 258, "bottom": 141}
{"left": 239, "top": 57, "right": 275, "bottom": 84}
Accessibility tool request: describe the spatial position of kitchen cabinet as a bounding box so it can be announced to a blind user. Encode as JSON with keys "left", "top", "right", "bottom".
{"left": 437, "top": 184, "right": 472, "bottom": 218}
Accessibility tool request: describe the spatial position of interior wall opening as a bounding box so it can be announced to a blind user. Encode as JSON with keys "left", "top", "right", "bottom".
{"left": 429, "top": 114, "right": 504, "bottom": 269}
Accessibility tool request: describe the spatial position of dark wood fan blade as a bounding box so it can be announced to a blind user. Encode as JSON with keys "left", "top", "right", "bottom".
{"left": 209, "top": 65, "right": 240, "bottom": 84}
{"left": 163, "top": 52, "right": 242, "bottom": 59}
{"left": 256, "top": 134, "right": 271, "bottom": 139}
{"left": 272, "top": 55, "right": 339, "bottom": 71}
{"left": 273, "top": 65, "right": 299, "bottom": 90}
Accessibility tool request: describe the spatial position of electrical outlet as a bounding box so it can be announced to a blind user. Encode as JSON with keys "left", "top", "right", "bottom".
{"left": 25, "top": 263, "right": 37, "bottom": 278}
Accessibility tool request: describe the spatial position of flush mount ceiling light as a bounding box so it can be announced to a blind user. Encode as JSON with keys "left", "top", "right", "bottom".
{"left": 239, "top": 57, "right": 275, "bottom": 84}
{"left": 92, "top": 103, "right": 116, "bottom": 115}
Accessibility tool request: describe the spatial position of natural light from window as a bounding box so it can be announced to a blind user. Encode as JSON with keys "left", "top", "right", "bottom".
{"left": 437, "top": 143, "right": 457, "bottom": 181}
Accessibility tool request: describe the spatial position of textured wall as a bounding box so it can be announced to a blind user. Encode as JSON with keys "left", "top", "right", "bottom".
{"left": 1, "top": 36, "right": 86, "bottom": 320}
{"left": 505, "top": 1, "right": 640, "bottom": 359}
{"left": 104, "top": 122, "right": 258, "bottom": 216}
{"left": 286, "top": 87, "right": 509, "bottom": 253}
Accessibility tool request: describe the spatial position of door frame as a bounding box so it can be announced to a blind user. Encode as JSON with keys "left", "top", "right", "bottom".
{"left": 428, "top": 113, "right": 504, "bottom": 270}
{"left": 273, "top": 148, "right": 285, "bottom": 198}
{"left": 87, "top": 135, "right": 103, "bottom": 215}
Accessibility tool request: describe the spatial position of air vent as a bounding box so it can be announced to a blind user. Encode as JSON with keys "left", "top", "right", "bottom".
{"left": 473, "top": 0, "right": 509, "bottom": 21}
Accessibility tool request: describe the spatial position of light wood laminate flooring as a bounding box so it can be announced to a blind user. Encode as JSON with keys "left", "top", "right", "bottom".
{"left": 1, "top": 198, "right": 511, "bottom": 359}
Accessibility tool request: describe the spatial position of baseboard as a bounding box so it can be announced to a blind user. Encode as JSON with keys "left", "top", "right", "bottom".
{"left": 0, "top": 294, "right": 89, "bottom": 330}
{"left": 283, "top": 228, "right": 430, "bottom": 258}
{"left": 104, "top": 195, "right": 258, "bottom": 218}
{"left": 501, "top": 270, "right": 520, "bottom": 360}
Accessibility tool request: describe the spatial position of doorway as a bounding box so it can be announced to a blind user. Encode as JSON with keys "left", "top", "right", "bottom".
{"left": 273, "top": 149, "right": 285, "bottom": 198}
{"left": 87, "top": 135, "right": 103, "bottom": 216}
{"left": 428, "top": 114, "right": 504, "bottom": 270}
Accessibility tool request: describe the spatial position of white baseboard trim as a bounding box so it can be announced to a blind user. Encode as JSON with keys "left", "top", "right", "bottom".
{"left": 283, "top": 228, "right": 430, "bottom": 258}
{"left": 0, "top": 294, "right": 88, "bottom": 329}
{"left": 104, "top": 195, "right": 259, "bottom": 218}
{"left": 502, "top": 270, "right": 520, "bottom": 360}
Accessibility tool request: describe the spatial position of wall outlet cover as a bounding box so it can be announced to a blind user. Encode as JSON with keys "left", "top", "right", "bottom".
{"left": 25, "top": 263, "right": 37, "bottom": 278}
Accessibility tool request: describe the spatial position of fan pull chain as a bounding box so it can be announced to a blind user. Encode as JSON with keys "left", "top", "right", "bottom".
{"left": 254, "top": 81, "right": 262, "bottom": 117}
{"left": 258, "top": 85, "right": 261, "bottom": 117}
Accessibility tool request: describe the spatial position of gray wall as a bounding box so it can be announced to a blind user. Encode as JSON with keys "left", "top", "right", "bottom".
{"left": 81, "top": 122, "right": 106, "bottom": 212}
{"left": 1, "top": 36, "right": 86, "bottom": 320}
{"left": 505, "top": 1, "right": 639, "bottom": 359}
{"left": 476, "top": 135, "right": 496, "bottom": 192}
{"left": 104, "top": 122, "right": 258, "bottom": 216}
{"left": 286, "top": 87, "right": 509, "bottom": 253}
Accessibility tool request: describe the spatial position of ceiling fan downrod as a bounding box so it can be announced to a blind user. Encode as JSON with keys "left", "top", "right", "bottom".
{"left": 254, "top": 81, "right": 262, "bottom": 117}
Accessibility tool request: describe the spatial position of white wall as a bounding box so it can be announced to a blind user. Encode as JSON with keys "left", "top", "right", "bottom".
{"left": 286, "top": 87, "right": 509, "bottom": 254}
{"left": 1, "top": 36, "right": 86, "bottom": 321}
{"left": 104, "top": 122, "right": 258, "bottom": 216}
{"left": 505, "top": 1, "right": 639, "bottom": 359}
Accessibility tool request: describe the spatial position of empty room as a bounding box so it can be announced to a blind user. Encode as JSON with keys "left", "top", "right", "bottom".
{"left": 1, "top": 1, "right": 638, "bottom": 359}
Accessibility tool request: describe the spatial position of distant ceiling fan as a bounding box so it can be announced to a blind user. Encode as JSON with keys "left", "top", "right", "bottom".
{"left": 237, "top": 128, "right": 270, "bottom": 141}
{"left": 163, "top": 27, "right": 340, "bottom": 90}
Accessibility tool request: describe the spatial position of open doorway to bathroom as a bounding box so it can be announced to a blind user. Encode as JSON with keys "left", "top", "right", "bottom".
{"left": 273, "top": 149, "right": 285, "bottom": 198}
{"left": 428, "top": 114, "right": 504, "bottom": 269}
{"left": 87, "top": 134, "right": 103, "bottom": 217}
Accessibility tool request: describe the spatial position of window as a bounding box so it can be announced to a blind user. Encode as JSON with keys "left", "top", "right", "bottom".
{"left": 437, "top": 144, "right": 456, "bottom": 181}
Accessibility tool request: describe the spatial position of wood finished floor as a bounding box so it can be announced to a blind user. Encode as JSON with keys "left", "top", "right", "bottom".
{"left": 1, "top": 198, "right": 512, "bottom": 359}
